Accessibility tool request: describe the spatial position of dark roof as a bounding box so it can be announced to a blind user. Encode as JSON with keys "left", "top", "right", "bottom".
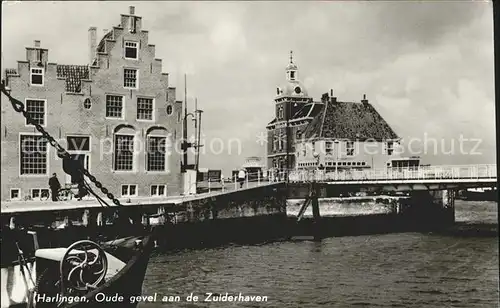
{"left": 267, "top": 102, "right": 324, "bottom": 127}
{"left": 303, "top": 100, "right": 399, "bottom": 141}
{"left": 292, "top": 103, "right": 312, "bottom": 118}
{"left": 292, "top": 102, "right": 324, "bottom": 119}
{"left": 56, "top": 65, "right": 89, "bottom": 93}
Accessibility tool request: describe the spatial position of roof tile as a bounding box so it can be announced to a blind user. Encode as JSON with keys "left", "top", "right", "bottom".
{"left": 304, "top": 100, "right": 399, "bottom": 141}
{"left": 56, "top": 65, "right": 89, "bottom": 93}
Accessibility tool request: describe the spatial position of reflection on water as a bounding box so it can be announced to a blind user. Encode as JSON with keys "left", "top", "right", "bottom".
{"left": 141, "top": 201, "right": 498, "bottom": 307}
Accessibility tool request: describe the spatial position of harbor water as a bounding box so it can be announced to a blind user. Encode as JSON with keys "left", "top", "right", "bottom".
{"left": 140, "top": 200, "right": 498, "bottom": 307}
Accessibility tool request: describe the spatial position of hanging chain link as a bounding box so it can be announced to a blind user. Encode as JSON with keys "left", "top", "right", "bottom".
{"left": 1, "top": 85, "right": 122, "bottom": 206}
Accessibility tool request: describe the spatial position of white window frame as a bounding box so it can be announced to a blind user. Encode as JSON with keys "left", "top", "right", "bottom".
{"left": 105, "top": 94, "right": 125, "bottom": 120}
{"left": 123, "top": 67, "right": 139, "bottom": 89}
{"left": 113, "top": 133, "right": 136, "bottom": 172}
{"left": 10, "top": 188, "right": 21, "bottom": 200}
{"left": 121, "top": 184, "right": 138, "bottom": 197}
{"left": 145, "top": 134, "right": 168, "bottom": 172}
{"left": 24, "top": 98, "right": 47, "bottom": 127}
{"left": 136, "top": 96, "right": 155, "bottom": 121}
{"left": 124, "top": 41, "right": 139, "bottom": 60}
{"left": 325, "top": 141, "right": 333, "bottom": 155}
{"left": 386, "top": 141, "right": 394, "bottom": 156}
{"left": 346, "top": 141, "right": 355, "bottom": 156}
{"left": 31, "top": 188, "right": 50, "bottom": 199}
{"left": 30, "top": 67, "right": 44, "bottom": 86}
{"left": 150, "top": 184, "right": 167, "bottom": 197}
{"left": 19, "top": 133, "right": 49, "bottom": 177}
{"left": 278, "top": 133, "right": 284, "bottom": 151}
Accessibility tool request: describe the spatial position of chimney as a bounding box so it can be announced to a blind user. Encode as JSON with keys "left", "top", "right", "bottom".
{"left": 129, "top": 6, "right": 135, "bottom": 15}
{"left": 34, "top": 40, "right": 41, "bottom": 48}
{"left": 88, "top": 27, "right": 97, "bottom": 65}
{"left": 361, "top": 94, "right": 368, "bottom": 104}
{"left": 321, "top": 93, "right": 329, "bottom": 102}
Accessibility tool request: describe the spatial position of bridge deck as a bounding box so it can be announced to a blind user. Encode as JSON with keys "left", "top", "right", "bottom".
{"left": 1, "top": 182, "right": 281, "bottom": 214}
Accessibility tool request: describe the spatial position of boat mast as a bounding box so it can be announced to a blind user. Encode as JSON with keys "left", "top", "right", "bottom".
{"left": 182, "top": 74, "right": 188, "bottom": 173}
{"left": 195, "top": 99, "right": 203, "bottom": 173}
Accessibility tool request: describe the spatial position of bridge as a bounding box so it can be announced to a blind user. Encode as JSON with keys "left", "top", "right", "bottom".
{"left": 1, "top": 164, "right": 497, "bottom": 231}
{"left": 286, "top": 164, "right": 497, "bottom": 196}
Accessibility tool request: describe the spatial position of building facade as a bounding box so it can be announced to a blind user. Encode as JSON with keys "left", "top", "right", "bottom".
{"left": 1, "top": 6, "right": 183, "bottom": 202}
{"left": 266, "top": 55, "right": 404, "bottom": 172}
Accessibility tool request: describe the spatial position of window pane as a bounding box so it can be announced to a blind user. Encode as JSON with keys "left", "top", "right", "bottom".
{"left": 124, "top": 69, "right": 137, "bottom": 88}
{"left": 158, "top": 185, "right": 165, "bottom": 195}
{"left": 106, "top": 95, "right": 123, "bottom": 118}
{"left": 32, "top": 189, "right": 40, "bottom": 198}
{"left": 20, "top": 135, "right": 48, "bottom": 175}
{"left": 137, "top": 98, "right": 153, "bottom": 120}
{"left": 10, "top": 189, "right": 19, "bottom": 199}
{"left": 114, "top": 135, "right": 134, "bottom": 171}
{"left": 31, "top": 75, "right": 43, "bottom": 85}
{"left": 124, "top": 42, "right": 138, "bottom": 59}
{"left": 129, "top": 185, "right": 136, "bottom": 195}
{"left": 147, "top": 136, "right": 166, "bottom": 171}
{"left": 26, "top": 100, "right": 45, "bottom": 126}
{"left": 151, "top": 185, "right": 157, "bottom": 196}
{"left": 122, "top": 185, "right": 128, "bottom": 196}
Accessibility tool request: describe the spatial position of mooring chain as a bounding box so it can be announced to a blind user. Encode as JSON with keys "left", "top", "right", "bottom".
{"left": 1, "top": 85, "right": 122, "bottom": 206}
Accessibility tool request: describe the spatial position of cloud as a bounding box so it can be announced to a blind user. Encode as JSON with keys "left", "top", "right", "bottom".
{"left": 1, "top": 1, "right": 495, "bottom": 174}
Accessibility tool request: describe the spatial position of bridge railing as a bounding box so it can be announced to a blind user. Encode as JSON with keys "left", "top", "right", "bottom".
{"left": 287, "top": 164, "right": 497, "bottom": 182}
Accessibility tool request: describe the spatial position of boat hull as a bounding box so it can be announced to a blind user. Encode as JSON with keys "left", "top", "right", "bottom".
{"left": 1, "top": 234, "right": 153, "bottom": 308}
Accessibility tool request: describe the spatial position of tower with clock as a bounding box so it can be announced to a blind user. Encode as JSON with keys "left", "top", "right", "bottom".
{"left": 267, "top": 51, "right": 314, "bottom": 173}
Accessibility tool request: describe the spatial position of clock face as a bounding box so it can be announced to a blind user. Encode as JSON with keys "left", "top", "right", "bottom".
{"left": 294, "top": 86, "right": 301, "bottom": 94}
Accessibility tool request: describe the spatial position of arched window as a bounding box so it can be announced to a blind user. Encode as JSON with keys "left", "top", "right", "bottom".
{"left": 113, "top": 125, "right": 136, "bottom": 171}
{"left": 146, "top": 127, "right": 169, "bottom": 172}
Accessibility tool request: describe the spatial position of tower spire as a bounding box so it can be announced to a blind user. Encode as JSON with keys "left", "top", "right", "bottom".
{"left": 289, "top": 50, "right": 293, "bottom": 64}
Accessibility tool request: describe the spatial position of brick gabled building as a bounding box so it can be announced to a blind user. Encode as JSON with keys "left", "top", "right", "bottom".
{"left": 266, "top": 55, "right": 405, "bottom": 172}
{"left": 1, "top": 6, "right": 183, "bottom": 202}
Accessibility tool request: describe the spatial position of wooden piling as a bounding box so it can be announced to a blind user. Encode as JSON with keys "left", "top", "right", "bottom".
{"left": 310, "top": 181, "right": 322, "bottom": 241}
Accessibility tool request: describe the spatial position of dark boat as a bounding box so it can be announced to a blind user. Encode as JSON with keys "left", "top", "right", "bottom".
{"left": 1, "top": 227, "right": 155, "bottom": 308}
{"left": 458, "top": 188, "right": 498, "bottom": 201}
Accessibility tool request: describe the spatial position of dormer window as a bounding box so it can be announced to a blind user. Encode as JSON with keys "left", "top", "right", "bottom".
{"left": 124, "top": 41, "right": 138, "bottom": 60}
{"left": 30, "top": 68, "right": 44, "bottom": 86}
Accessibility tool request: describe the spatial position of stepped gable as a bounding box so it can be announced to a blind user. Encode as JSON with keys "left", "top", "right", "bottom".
{"left": 56, "top": 65, "right": 90, "bottom": 93}
{"left": 304, "top": 100, "right": 399, "bottom": 141}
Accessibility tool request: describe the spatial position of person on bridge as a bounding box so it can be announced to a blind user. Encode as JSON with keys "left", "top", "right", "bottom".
{"left": 48, "top": 173, "right": 61, "bottom": 202}
{"left": 238, "top": 169, "right": 246, "bottom": 189}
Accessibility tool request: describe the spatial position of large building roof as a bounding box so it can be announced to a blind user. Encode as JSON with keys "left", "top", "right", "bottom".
{"left": 303, "top": 99, "right": 399, "bottom": 141}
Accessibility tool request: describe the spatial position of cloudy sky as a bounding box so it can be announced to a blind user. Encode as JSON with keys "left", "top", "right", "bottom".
{"left": 2, "top": 1, "right": 495, "bottom": 174}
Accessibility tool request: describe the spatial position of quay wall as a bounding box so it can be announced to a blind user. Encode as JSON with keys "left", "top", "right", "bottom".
{"left": 1, "top": 185, "right": 457, "bottom": 254}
